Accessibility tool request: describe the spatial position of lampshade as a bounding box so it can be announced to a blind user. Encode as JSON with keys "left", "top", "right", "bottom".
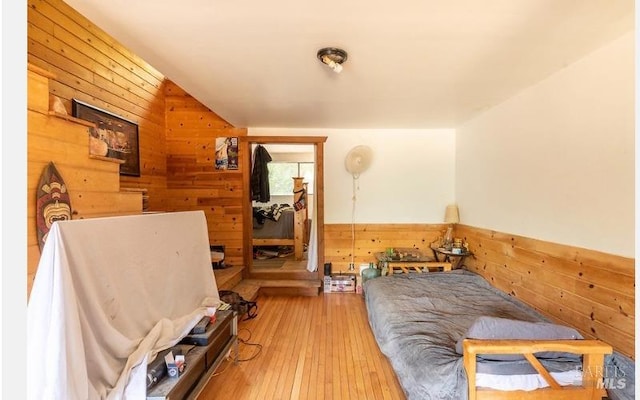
{"left": 444, "top": 204, "right": 460, "bottom": 224}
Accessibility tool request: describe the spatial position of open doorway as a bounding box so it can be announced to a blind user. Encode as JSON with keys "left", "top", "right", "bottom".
{"left": 241, "top": 136, "right": 326, "bottom": 280}
{"left": 251, "top": 143, "right": 313, "bottom": 271}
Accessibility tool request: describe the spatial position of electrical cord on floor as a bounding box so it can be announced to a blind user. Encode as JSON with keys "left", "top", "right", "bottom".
{"left": 210, "top": 328, "right": 263, "bottom": 377}
{"left": 211, "top": 357, "right": 232, "bottom": 377}
{"left": 237, "top": 327, "right": 263, "bottom": 362}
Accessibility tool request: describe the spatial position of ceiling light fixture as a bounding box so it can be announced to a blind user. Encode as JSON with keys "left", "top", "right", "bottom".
{"left": 317, "top": 47, "right": 348, "bottom": 73}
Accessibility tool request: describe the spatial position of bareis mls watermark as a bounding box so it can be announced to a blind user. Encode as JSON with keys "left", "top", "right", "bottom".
{"left": 575, "top": 365, "right": 626, "bottom": 391}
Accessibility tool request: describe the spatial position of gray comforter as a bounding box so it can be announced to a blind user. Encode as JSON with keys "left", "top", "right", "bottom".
{"left": 253, "top": 208, "right": 295, "bottom": 239}
{"left": 363, "top": 270, "right": 635, "bottom": 400}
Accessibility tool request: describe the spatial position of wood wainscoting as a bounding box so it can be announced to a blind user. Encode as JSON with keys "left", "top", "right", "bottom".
{"left": 324, "top": 223, "right": 448, "bottom": 273}
{"left": 457, "top": 224, "right": 635, "bottom": 360}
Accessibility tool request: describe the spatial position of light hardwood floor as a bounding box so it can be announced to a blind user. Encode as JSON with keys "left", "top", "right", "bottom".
{"left": 197, "top": 293, "right": 406, "bottom": 400}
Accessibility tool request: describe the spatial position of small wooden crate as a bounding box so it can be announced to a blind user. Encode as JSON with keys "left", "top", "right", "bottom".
{"left": 329, "top": 275, "right": 356, "bottom": 293}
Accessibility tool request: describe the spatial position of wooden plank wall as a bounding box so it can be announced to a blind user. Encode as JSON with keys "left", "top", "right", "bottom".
{"left": 27, "top": 0, "right": 250, "bottom": 273}
{"left": 27, "top": 64, "right": 143, "bottom": 295}
{"left": 27, "top": 0, "right": 168, "bottom": 210}
{"left": 164, "top": 81, "right": 248, "bottom": 268}
{"left": 26, "top": 0, "right": 168, "bottom": 295}
{"left": 457, "top": 224, "right": 635, "bottom": 359}
{"left": 324, "top": 223, "right": 448, "bottom": 273}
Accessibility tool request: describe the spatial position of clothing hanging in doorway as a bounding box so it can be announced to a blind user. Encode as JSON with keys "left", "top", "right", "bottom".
{"left": 250, "top": 144, "right": 272, "bottom": 203}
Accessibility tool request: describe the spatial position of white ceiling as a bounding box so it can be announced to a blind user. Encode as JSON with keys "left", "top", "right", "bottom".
{"left": 63, "top": 0, "right": 634, "bottom": 129}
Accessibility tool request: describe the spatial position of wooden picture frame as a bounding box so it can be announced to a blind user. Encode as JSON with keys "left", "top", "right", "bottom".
{"left": 72, "top": 99, "right": 140, "bottom": 177}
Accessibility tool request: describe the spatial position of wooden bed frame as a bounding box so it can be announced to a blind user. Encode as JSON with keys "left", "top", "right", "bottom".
{"left": 252, "top": 177, "right": 309, "bottom": 261}
{"left": 463, "top": 339, "right": 613, "bottom": 400}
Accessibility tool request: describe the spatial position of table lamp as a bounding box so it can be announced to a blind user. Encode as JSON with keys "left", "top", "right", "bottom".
{"left": 443, "top": 204, "right": 459, "bottom": 249}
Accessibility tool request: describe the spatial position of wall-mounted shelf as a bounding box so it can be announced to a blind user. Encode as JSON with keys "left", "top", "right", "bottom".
{"left": 89, "top": 154, "right": 126, "bottom": 164}
{"left": 48, "top": 111, "right": 96, "bottom": 127}
{"left": 121, "top": 187, "right": 149, "bottom": 211}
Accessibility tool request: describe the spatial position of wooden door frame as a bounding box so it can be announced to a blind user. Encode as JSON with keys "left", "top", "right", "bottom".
{"left": 240, "top": 136, "right": 327, "bottom": 281}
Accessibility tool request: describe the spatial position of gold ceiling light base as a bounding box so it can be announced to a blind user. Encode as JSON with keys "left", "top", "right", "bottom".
{"left": 317, "top": 47, "right": 348, "bottom": 73}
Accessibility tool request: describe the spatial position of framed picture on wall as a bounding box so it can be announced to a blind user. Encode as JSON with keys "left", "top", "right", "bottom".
{"left": 72, "top": 99, "right": 141, "bottom": 177}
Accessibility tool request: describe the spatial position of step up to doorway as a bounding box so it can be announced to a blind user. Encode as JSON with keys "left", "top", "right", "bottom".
{"left": 245, "top": 279, "right": 321, "bottom": 297}
{"left": 213, "top": 267, "right": 320, "bottom": 299}
{"left": 213, "top": 266, "right": 244, "bottom": 291}
{"left": 229, "top": 280, "right": 261, "bottom": 302}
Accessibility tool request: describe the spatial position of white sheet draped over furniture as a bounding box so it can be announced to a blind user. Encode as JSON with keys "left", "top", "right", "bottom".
{"left": 27, "top": 211, "right": 220, "bottom": 399}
